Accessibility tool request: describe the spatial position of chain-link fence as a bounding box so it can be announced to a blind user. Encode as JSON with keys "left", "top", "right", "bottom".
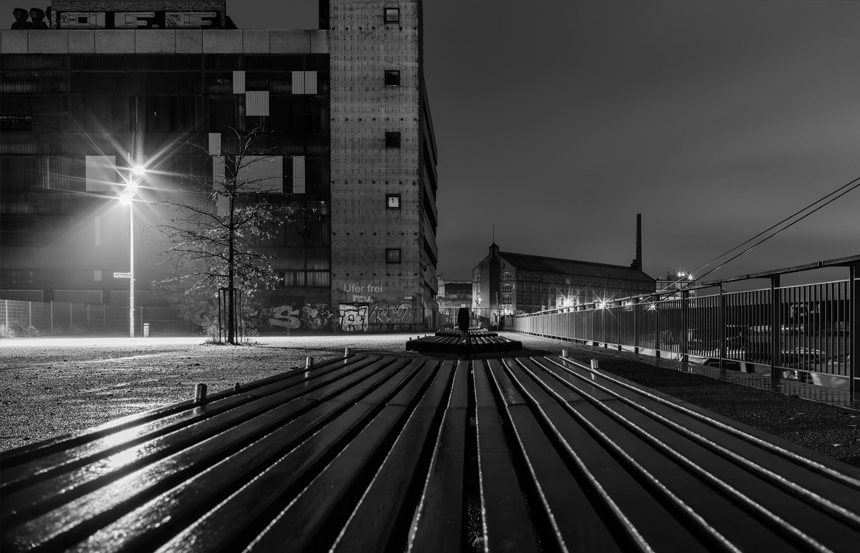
{"left": 0, "top": 299, "right": 184, "bottom": 336}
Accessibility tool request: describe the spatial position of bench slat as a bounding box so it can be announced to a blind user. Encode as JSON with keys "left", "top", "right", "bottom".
{"left": 505, "top": 404, "right": 625, "bottom": 552}
{"left": 506, "top": 367, "right": 707, "bottom": 552}
{"left": 328, "top": 363, "right": 453, "bottom": 551}
{"left": 539, "top": 357, "right": 860, "bottom": 522}
{"left": 154, "top": 358, "right": 438, "bottom": 552}
{"left": 473, "top": 361, "right": 540, "bottom": 552}
{"left": 69, "top": 360, "right": 422, "bottom": 553}
{"left": 408, "top": 362, "right": 468, "bottom": 553}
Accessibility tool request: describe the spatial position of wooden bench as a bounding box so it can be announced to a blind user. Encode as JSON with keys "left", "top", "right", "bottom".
{"left": 406, "top": 328, "right": 523, "bottom": 357}
{"left": 3, "top": 353, "right": 860, "bottom": 552}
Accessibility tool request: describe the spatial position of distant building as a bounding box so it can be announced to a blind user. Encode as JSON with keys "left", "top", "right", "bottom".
{"left": 473, "top": 243, "right": 655, "bottom": 316}
{"left": 436, "top": 279, "right": 472, "bottom": 309}
{"left": 0, "top": 0, "right": 438, "bottom": 331}
{"left": 655, "top": 271, "right": 697, "bottom": 298}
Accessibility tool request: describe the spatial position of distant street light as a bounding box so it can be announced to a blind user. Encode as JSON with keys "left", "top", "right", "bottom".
{"left": 118, "top": 164, "right": 146, "bottom": 338}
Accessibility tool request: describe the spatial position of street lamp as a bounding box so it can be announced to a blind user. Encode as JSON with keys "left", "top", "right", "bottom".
{"left": 118, "top": 165, "right": 145, "bottom": 338}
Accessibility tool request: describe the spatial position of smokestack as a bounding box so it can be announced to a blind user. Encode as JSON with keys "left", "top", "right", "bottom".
{"left": 632, "top": 214, "right": 642, "bottom": 271}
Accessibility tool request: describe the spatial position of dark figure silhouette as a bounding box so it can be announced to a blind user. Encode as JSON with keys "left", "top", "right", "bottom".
{"left": 29, "top": 7, "right": 48, "bottom": 29}
{"left": 457, "top": 307, "right": 469, "bottom": 343}
{"left": 11, "top": 8, "right": 30, "bottom": 29}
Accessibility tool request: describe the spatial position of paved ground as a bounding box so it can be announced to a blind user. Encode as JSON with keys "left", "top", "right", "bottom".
{"left": 1, "top": 332, "right": 859, "bottom": 469}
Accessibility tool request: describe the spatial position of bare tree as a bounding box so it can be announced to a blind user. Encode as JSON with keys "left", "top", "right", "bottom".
{"left": 155, "top": 128, "right": 298, "bottom": 344}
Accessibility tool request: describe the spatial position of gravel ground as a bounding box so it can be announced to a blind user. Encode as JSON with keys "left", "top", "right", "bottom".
{"left": 1, "top": 332, "right": 859, "bottom": 469}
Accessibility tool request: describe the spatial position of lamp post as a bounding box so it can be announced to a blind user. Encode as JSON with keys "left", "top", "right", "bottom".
{"left": 118, "top": 165, "right": 145, "bottom": 338}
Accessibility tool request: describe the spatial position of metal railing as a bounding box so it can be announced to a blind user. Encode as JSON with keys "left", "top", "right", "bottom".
{"left": 0, "top": 299, "right": 183, "bottom": 336}
{"left": 514, "top": 258, "right": 859, "bottom": 393}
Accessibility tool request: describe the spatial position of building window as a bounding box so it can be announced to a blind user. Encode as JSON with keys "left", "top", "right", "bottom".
{"left": 292, "top": 155, "right": 305, "bottom": 193}
{"left": 386, "top": 194, "right": 401, "bottom": 209}
{"left": 384, "top": 70, "right": 401, "bottom": 86}
{"left": 385, "top": 131, "right": 401, "bottom": 149}
{"left": 502, "top": 284, "right": 512, "bottom": 293}
{"left": 503, "top": 272, "right": 512, "bottom": 281}
{"left": 386, "top": 248, "right": 401, "bottom": 264}
{"left": 384, "top": 7, "right": 400, "bottom": 23}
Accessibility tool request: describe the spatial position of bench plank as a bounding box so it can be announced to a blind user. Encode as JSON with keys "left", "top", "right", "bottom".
{"left": 408, "top": 361, "right": 468, "bottom": 553}
{"left": 473, "top": 361, "right": 540, "bottom": 552}
{"left": 328, "top": 363, "right": 454, "bottom": 551}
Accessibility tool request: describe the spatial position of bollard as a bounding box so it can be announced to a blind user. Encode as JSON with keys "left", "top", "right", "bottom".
{"left": 344, "top": 347, "right": 351, "bottom": 357}
{"left": 305, "top": 356, "right": 313, "bottom": 369}
{"left": 562, "top": 348, "right": 568, "bottom": 358}
{"left": 590, "top": 359, "right": 599, "bottom": 370}
{"left": 143, "top": 323, "right": 149, "bottom": 338}
{"left": 234, "top": 382, "right": 241, "bottom": 392}
{"left": 194, "top": 383, "right": 207, "bottom": 403}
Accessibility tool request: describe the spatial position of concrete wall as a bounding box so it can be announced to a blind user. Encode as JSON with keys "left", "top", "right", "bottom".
{"left": 0, "top": 29, "right": 328, "bottom": 54}
{"left": 329, "top": 1, "right": 426, "bottom": 311}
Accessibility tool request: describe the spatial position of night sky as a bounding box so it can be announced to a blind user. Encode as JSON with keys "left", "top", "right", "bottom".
{"left": 5, "top": 0, "right": 859, "bottom": 286}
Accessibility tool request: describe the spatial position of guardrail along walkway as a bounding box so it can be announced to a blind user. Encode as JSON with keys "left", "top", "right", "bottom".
{"left": 2, "top": 354, "right": 860, "bottom": 552}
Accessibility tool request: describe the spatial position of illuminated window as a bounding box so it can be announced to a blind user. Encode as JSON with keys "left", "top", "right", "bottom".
{"left": 384, "top": 70, "right": 400, "bottom": 86}
{"left": 384, "top": 7, "right": 399, "bottom": 23}
{"left": 386, "top": 194, "right": 401, "bottom": 209}
{"left": 386, "top": 248, "right": 401, "bottom": 264}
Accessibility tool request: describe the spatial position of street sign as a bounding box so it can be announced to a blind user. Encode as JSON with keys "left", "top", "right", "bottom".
{"left": 113, "top": 272, "right": 132, "bottom": 279}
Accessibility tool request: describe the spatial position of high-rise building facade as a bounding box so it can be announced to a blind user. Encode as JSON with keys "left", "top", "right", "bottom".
{"left": 0, "top": 0, "right": 437, "bottom": 332}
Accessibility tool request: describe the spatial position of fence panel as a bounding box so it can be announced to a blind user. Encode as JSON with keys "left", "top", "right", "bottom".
{"left": 513, "top": 276, "right": 855, "bottom": 390}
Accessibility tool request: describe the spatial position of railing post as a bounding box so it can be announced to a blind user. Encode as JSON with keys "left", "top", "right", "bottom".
{"left": 770, "top": 276, "right": 781, "bottom": 388}
{"left": 634, "top": 300, "right": 640, "bottom": 356}
{"left": 655, "top": 296, "right": 661, "bottom": 358}
{"left": 50, "top": 301, "right": 53, "bottom": 333}
{"left": 681, "top": 290, "right": 689, "bottom": 368}
{"left": 719, "top": 285, "right": 726, "bottom": 377}
{"left": 850, "top": 264, "right": 858, "bottom": 397}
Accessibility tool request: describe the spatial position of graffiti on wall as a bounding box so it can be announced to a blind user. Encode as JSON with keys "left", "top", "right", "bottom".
{"left": 368, "top": 302, "right": 416, "bottom": 325}
{"left": 336, "top": 301, "right": 419, "bottom": 332}
{"left": 250, "top": 303, "right": 338, "bottom": 332}
{"left": 338, "top": 304, "right": 369, "bottom": 332}
{"left": 249, "top": 300, "right": 426, "bottom": 333}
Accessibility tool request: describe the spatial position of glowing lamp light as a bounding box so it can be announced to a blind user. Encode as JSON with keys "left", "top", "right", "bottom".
{"left": 118, "top": 192, "right": 133, "bottom": 205}
{"left": 597, "top": 301, "right": 608, "bottom": 310}
{"left": 131, "top": 165, "right": 146, "bottom": 177}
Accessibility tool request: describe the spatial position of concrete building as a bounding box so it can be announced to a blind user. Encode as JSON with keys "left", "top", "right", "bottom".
{"left": 0, "top": 0, "right": 438, "bottom": 332}
{"left": 436, "top": 279, "right": 472, "bottom": 310}
{"left": 656, "top": 271, "right": 698, "bottom": 299}
{"left": 473, "top": 243, "right": 655, "bottom": 320}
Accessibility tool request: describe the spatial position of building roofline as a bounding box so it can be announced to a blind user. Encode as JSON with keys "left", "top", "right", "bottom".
{"left": 499, "top": 250, "right": 651, "bottom": 275}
